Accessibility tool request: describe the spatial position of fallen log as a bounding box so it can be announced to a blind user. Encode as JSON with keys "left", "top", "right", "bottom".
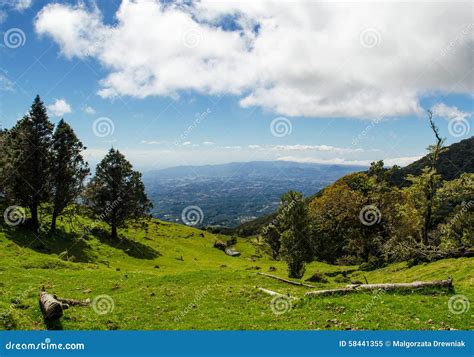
{"left": 39, "top": 292, "right": 91, "bottom": 321}
{"left": 257, "top": 272, "right": 315, "bottom": 288}
{"left": 257, "top": 287, "right": 283, "bottom": 296}
{"left": 39, "top": 292, "right": 64, "bottom": 321}
{"left": 305, "top": 278, "right": 453, "bottom": 297}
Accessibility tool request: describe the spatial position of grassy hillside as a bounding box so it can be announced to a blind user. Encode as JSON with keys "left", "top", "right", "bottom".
{"left": 0, "top": 216, "right": 472, "bottom": 330}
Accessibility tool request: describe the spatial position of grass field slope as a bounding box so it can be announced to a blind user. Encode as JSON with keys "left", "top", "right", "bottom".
{"left": 0, "top": 216, "right": 472, "bottom": 330}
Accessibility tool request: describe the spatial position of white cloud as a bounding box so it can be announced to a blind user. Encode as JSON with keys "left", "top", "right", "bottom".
{"left": 272, "top": 144, "right": 364, "bottom": 153}
{"left": 141, "top": 140, "right": 165, "bottom": 145}
{"left": 83, "top": 105, "right": 96, "bottom": 115}
{"left": 14, "top": 0, "right": 32, "bottom": 11}
{"left": 431, "top": 103, "right": 471, "bottom": 122}
{"left": 35, "top": 1, "right": 473, "bottom": 119}
{"left": 182, "top": 141, "right": 192, "bottom": 146}
{"left": 277, "top": 155, "right": 421, "bottom": 167}
{"left": 47, "top": 98, "right": 72, "bottom": 117}
{"left": 202, "top": 141, "right": 215, "bottom": 146}
{"left": 0, "top": 74, "right": 14, "bottom": 91}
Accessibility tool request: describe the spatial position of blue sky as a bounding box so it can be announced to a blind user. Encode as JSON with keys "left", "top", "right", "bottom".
{"left": 0, "top": 0, "right": 472, "bottom": 170}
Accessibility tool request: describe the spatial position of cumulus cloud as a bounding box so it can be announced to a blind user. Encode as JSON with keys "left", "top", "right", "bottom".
{"left": 35, "top": 1, "right": 473, "bottom": 119}
{"left": 431, "top": 103, "right": 471, "bottom": 122}
{"left": 14, "top": 0, "right": 32, "bottom": 11}
{"left": 47, "top": 98, "right": 72, "bottom": 117}
{"left": 83, "top": 105, "right": 96, "bottom": 115}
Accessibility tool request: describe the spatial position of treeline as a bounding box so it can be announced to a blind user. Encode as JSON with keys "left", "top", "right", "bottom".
{"left": 262, "top": 113, "right": 473, "bottom": 278}
{"left": 0, "top": 95, "right": 151, "bottom": 238}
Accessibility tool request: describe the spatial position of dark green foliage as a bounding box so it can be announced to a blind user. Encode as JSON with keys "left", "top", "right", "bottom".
{"left": 50, "top": 119, "right": 89, "bottom": 232}
{"left": 278, "top": 191, "right": 312, "bottom": 278}
{"left": 261, "top": 224, "right": 281, "bottom": 260}
{"left": 85, "top": 149, "right": 152, "bottom": 238}
{"left": 1, "top": 95, "right": 54, "bottom": 230}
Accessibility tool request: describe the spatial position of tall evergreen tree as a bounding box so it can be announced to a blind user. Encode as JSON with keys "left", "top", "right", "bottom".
{"left": 85, "top": 148, "right": 152, "bottom": 239}
{"left": 2, "top": 95, "right": 53, "bottom": 231}
{"left": 50, "top": 119, "right": 89, "bottom": 232}
{"left": 278, "top": 191, "right": 312, "bottom": 278}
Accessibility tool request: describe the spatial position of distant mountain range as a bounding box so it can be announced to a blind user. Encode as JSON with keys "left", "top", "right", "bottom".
{"left": 142, "top": 161, "right": 364, "bottom": 227}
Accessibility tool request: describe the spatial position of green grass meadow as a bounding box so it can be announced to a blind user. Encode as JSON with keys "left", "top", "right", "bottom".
{"left": 0, "top": 216, "right": 472, "bottom": 330}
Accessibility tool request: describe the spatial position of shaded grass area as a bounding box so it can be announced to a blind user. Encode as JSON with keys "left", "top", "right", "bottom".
{"left": 0, "top": 216, "right": 472, "bottom": 330}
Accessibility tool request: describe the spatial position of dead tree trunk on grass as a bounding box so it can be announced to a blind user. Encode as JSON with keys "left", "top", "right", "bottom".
{"left": 305, "top": 278, "right": 453, "bottom": 297}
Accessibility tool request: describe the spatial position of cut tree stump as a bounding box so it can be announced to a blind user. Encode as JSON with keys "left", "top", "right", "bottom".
{"left": 305, "top": 277, "right": 453, "bottom": 297}
{"left": 39, "top": 292, "right": 64, "bottom": 321}
{"left": 257, "top": 272, "right": 315, "bottom": 288}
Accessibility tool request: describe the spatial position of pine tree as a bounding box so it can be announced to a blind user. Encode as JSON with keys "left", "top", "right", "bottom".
{"left": 2, "top": 95, "right": 53, "bottom": 231}
{"left": 278, "top": 191, "right": 312, "bottom": 278}
{"left": 50, "top": 119, "right": 89, "bottom": 233}
{"left": 85, "top": 148, "right": 152, "bottom": 239}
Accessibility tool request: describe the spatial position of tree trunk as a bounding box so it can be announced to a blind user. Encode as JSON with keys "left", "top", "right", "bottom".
{"left": 111, "top": 225, "right": 117, "bottom": 239}
{"left": 305, "top": 278, "right": 453, "bottom": 297}
{"left": 30, "top": 204, "right": 39, "bottom": 231}
{"left": 39, "top": 292, "right": 63, "bottom": 321}
{"left": 50, "top": 209, "right": 58, "bottom": 233}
